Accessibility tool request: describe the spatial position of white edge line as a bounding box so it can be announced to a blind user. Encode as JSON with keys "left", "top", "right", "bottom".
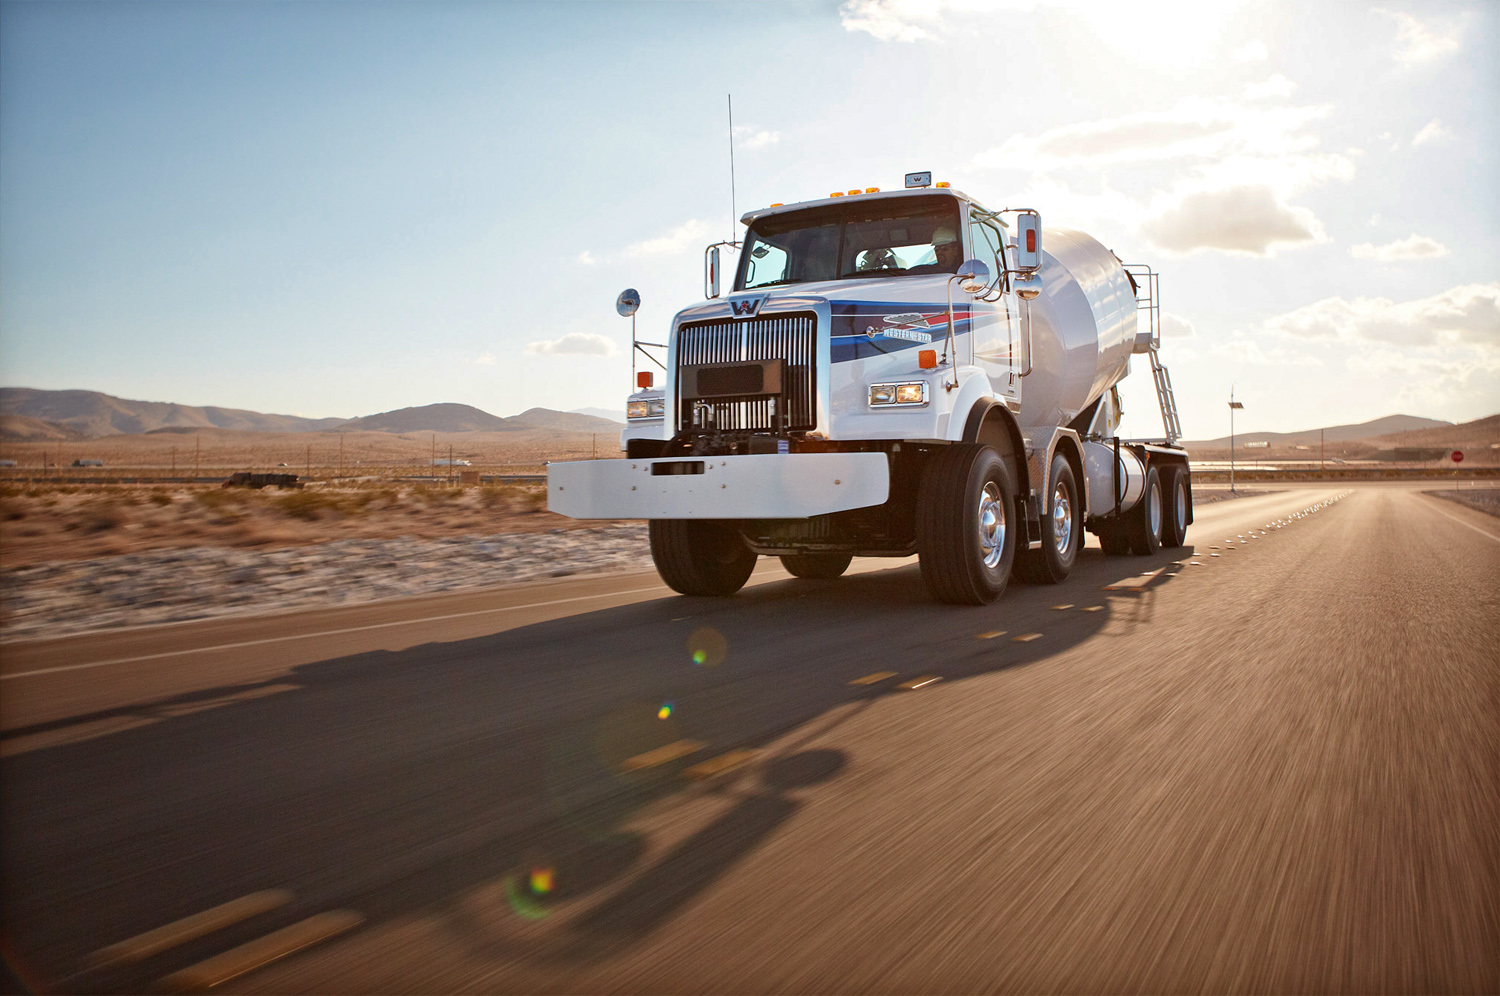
{"left": 2, "top": 584, "right": 671, "bottom": 680}
{"left": 1422, "top": 498, "right": 1500, "bottom": 544}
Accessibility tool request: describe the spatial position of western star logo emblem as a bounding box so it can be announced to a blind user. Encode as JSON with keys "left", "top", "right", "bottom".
{"left": 729, "top": 294, "right": 767, "bottom": 318}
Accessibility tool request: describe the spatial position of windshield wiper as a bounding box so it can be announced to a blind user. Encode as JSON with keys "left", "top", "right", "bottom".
{"left": 837, "top": 268, "right": 910, "bottom": 280}
{"left": 744, "top": 278, "right": 804, "bottom": 289}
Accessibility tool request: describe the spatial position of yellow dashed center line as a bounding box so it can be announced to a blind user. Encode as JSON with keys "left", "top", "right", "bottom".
{"left": 897, "top": 675, "right": 941, "bottom": 689}
{"left": 619, "top": 739, "right": 706, "bottom": 772}
{"left": 974, "top": 631, "right": 1006, "bottom": 640}
{"left": 1050, "top": 604, "right": 1074, "bottom": 610}
{"left": 1012, "top": 633, "right": 1042, "bottom": 643}
{"left": 684, "top": 749, "right": 757, "bottom": 780}
{"left": 1079, "top": 605, "right": 1104, "bottom": 612}
{"left": 156, "top": 910, "right": 363, "bottom": 993}
{"left": 87, "top": 890, "right": 293, "bottom": 968}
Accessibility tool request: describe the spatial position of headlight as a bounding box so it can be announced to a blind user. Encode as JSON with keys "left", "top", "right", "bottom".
{"left": 868, "top": 382, "right": 928, "bottom": 407}
{"left": 627, "top": 399, "right": 665, "bottom": 420}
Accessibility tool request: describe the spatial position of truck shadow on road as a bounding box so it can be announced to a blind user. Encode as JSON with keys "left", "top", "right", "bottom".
{"left": 2, "top": 543, "right": 1196, "bottom": 993}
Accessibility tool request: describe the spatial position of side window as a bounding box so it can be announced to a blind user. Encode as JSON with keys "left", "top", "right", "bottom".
{"left": 969, "top": 218, "right": 1003, "bottom": 284}
{"left": 745, "top": 243, "right": 788, "bottom": 287}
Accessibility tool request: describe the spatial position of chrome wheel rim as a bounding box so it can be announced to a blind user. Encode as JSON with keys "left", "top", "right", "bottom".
{"left": 1174, "top": 478, "right": 1187, "bottom": 533}
{"left": 978, "top": 481, "right": 1006, "bottom": 569}
{"left": 1051, "top": 481, "right": 1073, "bottom": 556}
{"left": 1148, "top": 480, "right": 1162, "bottom": 538}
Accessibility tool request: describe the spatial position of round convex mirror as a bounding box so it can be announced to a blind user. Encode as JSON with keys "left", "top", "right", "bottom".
{"left": 958, "top": 259, "right": 991, "bottom": 295}
{"left": 616, "top": 288, "right": 641, "bottom": 317}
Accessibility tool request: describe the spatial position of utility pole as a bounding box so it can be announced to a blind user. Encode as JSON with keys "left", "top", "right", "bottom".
{"left": 339, "top": 433, "right": 344, "bottom": 478}
{"left": 1228, "top": 389, "right": 1244, "bottom": 494}
{"left": 195, "top": 437, "right": 200, "bottom": 481}
{"left": 306, "top": 443, "right": 311, "bottom": 480}
{"left": 1320, "top": 428, "right": 1324, "bottom": 472}
{"left": 448, "top": 444, "right": 454, "bottom": 485}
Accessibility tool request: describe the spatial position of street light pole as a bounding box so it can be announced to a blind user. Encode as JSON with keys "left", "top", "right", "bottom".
{"left": 1229, "top": 390, "right": 1244, "bottom": 494}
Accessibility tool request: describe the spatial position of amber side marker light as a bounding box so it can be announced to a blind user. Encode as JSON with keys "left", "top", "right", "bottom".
{"left": 918, "top": 350, "right": 938, "bottom": 369}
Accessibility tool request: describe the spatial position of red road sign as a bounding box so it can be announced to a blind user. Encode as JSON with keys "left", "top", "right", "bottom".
{"left": 1452, "top": 451, "right": 1464, "bottom": 463}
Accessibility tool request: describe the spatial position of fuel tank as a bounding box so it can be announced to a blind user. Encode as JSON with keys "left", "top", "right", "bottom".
{"left": 1018, "top": 229, "right": 1138, "bottom": 429}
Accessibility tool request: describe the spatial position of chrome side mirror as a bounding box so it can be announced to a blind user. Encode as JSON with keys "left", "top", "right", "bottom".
{"left": 958, "top": 258, "right": 991, "bottom": 295}
{"left": 1016, "top": 212, "right": 1042, "bottom": 271}
{"left": 705, "top": 246, "right": 721, "bottom": 299}
{"left": 615, "top": 288, "right": 641, "bottom": 317}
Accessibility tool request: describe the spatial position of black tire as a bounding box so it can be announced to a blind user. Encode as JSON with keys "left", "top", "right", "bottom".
{"left": 780, "top": 552, "right": 853, "bottom": 579}
{"left": 1126, "top": 465, "right": 1163, "bottom": 555}
{"left": 1014, "top": 453, "right": 1081, "bottom": 584}
{"left": 1161, "top": 465, "right": 1189, "bottom": 548}
{"left": 649, "top": 519, "right": 757, "bottom": 596}
{"left": 916, "top": 444, "right": 1017, "bottom": 605}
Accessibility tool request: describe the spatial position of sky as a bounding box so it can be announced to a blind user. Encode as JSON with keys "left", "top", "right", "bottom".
{"left": 0, "top": 0, "right": 1495, "bottom": 439}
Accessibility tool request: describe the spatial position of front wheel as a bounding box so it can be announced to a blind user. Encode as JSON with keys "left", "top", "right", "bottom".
{"left": 780, "top": 552, "right": 853, "bottom": 579}
{"left": 917, "top": 444, "right": 1017, "bottom": 605}
{"left": 649, "top": 520, "right": 757, "bottom": 596}
{"left": 1014, "top": 453, "right": 1081, "bottom": 584}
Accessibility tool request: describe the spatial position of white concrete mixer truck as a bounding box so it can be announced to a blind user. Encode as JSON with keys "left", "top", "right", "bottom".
{"left": 548, "top": 173, "right": 1190, "bottom": 604}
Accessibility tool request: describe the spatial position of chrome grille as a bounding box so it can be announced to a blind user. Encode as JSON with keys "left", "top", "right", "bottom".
{"left": 676, "top": 312, "right": 816, "bottom": 432}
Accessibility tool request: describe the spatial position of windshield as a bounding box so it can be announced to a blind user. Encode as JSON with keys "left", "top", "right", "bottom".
{"left": 737, "top": 196, "right": 962, "bottom": 291}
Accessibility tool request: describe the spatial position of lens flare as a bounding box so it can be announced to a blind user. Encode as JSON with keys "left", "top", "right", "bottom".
{"left": 687, "top": 627, "right": 728, "bottom": 667}
{"left": 529, "top": 866, "right": 555, "bottom": 895}
{"left": 657, "top": 703, "right": 673, "bottom": 720}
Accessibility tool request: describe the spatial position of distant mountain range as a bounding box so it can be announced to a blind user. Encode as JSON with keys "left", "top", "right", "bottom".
{"left": 1180, "top": 414, "right": 1454, "bottom": 450}
{"left": 0, "top": 388, "right": 622, "bottom": 440}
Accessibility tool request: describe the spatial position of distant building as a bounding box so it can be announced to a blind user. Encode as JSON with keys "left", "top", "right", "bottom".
{"left": 432, "top": 458, "right": 472, "bottom": 466}
{"left": 71, "top": 458, "right": 104, "bottom": 467}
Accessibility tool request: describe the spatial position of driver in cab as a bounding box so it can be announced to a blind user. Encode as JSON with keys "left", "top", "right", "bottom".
{"left": 906, "top": 226, "right": 962, "bottom": 275}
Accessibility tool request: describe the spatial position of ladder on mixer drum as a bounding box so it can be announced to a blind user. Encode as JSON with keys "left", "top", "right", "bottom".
{"left": 1122, "top": 263, "right": 1182, "bottom": 445}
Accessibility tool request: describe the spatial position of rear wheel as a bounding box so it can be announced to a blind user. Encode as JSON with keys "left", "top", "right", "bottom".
{"left": 649, "top": 519, "right": 757, "bottom": 596}
{"left": 1161, "top": 465, "right": 1189, "bottom": 548}
{"left": 1126, "top": 465, "right": 1163, "bottom": 555}
{"left": 780, "top": 552, "right": 853, "bottom": 579}
{"left": 917, "top": 444, "right": 1017, "bottom": 605}
{"left": 1014, "top": 453, "right": 1080, "bottom": 584}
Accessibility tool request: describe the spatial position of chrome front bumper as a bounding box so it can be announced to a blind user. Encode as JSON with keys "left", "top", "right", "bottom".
{"left": 547, "top": 452, "right": 890, "bottom": 519}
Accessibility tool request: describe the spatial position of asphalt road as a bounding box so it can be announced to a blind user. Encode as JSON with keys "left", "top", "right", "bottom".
{"left": 2, "top": 483, "right": 1496, "bottom": 994}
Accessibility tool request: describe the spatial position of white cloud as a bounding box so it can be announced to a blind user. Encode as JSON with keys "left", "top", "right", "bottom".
{"left": 523, "top": 333, "right": 620, "bottom": 357}
{"left": 473, "top": 353, "right": 497, "bottom": 366}
{"left": 975, "top": 97, "right": 1334, "bottom": 171}
{"left": 978, "top": 95, "right": 1353, "bottom": 258}
{"left": 1233, "top": 40, "right": 1268, "bottom": 62}
{"left": 1349, "top": 234, "right": 1450, "bottom": 262}
{"left": 1411, "top": 118, "right": 1451, "bottom": 146}
{"left": 1388, "top": 10, "right": 1461, "bottom": 66}
{"left": 625, "top": 218, "right": 713, "bottom": 258}
{"left": 733, "top": 125, "right": 781, "bottom": 151}
{"left": 577, "top": 250, "right": 597, "bottom": 265}
{"left": 1368, "top": 213, "right": 1382, "bottom": 227}
{"left": 1211, "top": 336, "right": 1322, "bottom": 366}
{"left": 838, "top": 0, "right": 942, "bottom": 42}
{"left": 1260, "top": 284, "right": 1500, "bottom": 349}
{"left": 839, "top": 0, "right": 1241, "bottom": 61}
{"left": 1161, "top": 312, "right": 1196, "bottom": 339}
{"left": 1140, "top": 184, "right": 1327, "bottom": 257}
{"left": 1242, "top": 74, "right": 1297, "bottom": 100}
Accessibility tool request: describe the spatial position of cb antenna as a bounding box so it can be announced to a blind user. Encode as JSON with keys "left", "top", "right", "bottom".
{"left": 727, "top": 94, "right": 737, "bottom": 243}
